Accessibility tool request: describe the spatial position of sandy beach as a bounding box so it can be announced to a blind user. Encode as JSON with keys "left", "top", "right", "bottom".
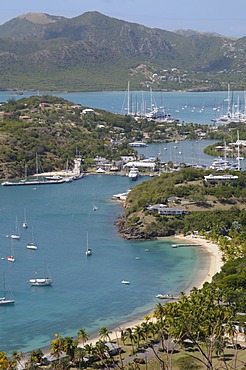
{"left": 172, "top": 234, "right": 223, "bottom": 291}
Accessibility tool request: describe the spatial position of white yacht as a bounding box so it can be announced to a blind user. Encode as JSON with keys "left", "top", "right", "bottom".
{"left": 128, "top": 166, "right": 139, "bottom": 180}
{"left": 28, "top": 264, "right": 53, "bottom": 286}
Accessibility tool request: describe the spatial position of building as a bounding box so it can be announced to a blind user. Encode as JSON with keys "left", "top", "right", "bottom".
{"left": 204, "top": 174, "right": 238, "bottom": 184}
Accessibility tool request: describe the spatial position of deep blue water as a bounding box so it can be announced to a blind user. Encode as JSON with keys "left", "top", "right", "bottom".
{"left": 0, "top": 175, "right": 206, "bottom": 354}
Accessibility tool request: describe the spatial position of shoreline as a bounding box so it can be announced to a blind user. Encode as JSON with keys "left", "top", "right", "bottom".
{"left": 81, "top": 234, "right": 223, "bottom": 347}
{"left": 17, "top": 234, "right": 223, "bottom": 364}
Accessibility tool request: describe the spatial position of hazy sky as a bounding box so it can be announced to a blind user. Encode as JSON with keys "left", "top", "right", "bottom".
{"left": 1, "top": 0, "right": 246, "bottom": 38}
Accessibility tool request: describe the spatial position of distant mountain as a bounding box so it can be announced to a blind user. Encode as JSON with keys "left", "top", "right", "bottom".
{"left": 0, "top": 11, "right": 245, "bottom": 91}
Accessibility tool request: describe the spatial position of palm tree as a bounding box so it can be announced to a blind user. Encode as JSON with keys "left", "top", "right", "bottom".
{"left": 50, "top": 334, "right": 64, "bottom": 363}
{"left": 77, "top": 328, "right": 89, "bottom": 346}
{"left": 10, "top": 351, "right": 23, "bottom": 369}
{"left": 94, "top": 340, "right": 111, "bottom": 369}
{"left": 63, "top": 337, "right": 78, "bottom": 362}
{"left": 98, "top": 326, "right": 112, "bottom": 342}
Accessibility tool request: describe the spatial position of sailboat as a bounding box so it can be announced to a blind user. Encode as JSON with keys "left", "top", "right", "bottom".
{"left": 10, "top": 217, "right": 20, "bottom": 239}
{"left": 28, "top": 262, "right": 53, "bottom": 286}
{"left": 26, "top": 227, "right": 38, "bottom": 250}
{"left": 85, "top": 232, "right": 92, "bottom": 256}
{"left": 0, "top": 272, "right": 15, "bottom": 305}
{"left": 7, "top": 239, "right": 15, "bottom": 262}
{"left": 22, "top": 208, "right": 28, "bottom": 228}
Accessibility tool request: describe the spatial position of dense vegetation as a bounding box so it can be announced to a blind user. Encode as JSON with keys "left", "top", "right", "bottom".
{"left": 0, "top": 12, "right": 245, "bottom": 91}
{"left": 0, "top": 95, "right": 141, "bottom": 178}
{"left": 118, "top": 167, "right": 246, "bottom": 311}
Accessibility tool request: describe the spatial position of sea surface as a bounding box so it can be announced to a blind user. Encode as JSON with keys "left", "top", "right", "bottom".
{"left": 0, "top": 175, "right": 208, "bottom": 354}
{"left": 1, "top": 89, "right": 245, "bottom": 125}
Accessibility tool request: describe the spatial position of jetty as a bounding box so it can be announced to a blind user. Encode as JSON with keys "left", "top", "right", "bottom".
{"left": 172, "top": 243, "right": 202, "bottom": 248}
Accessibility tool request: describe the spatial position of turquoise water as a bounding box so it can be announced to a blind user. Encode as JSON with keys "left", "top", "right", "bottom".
{"left": 0, "top": 175, "right": 205, "bottom": 354}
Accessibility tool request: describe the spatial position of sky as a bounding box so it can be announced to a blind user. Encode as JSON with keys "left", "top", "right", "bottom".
{"left": 1, "top": 0, "right": 246, "bottom": 38}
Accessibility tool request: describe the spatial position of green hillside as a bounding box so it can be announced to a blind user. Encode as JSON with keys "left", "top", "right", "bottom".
{"left": 0, "top": 12, "right": 245, "bottom": 91}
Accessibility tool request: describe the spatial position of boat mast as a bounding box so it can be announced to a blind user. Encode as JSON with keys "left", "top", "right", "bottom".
{"left": 225, "top": 83, "right": 231, "bottom": 118}
{"left": 237, "top": 130, "right": 241, "bottom": 171}
{"left": 127, "top": 81, "right": 130, "bottom": 115}
{"left": 35, "top": 152, "right": 39, "bottom": 175}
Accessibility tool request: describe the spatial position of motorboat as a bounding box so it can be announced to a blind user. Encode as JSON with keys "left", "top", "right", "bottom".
{"left": 121, "top": 280, "right": 130, "bottom": 285}
{"left": 128, "top": 166, "right": 139, "bottom": 181}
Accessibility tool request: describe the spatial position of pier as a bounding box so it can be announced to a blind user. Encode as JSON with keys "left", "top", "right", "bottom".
{"left": 172, "top": 243, "right": 202, "bottom": 248}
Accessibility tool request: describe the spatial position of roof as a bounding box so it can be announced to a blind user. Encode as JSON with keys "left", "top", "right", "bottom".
{"left": 204, "top": 174, "right": 238, "bottom": 181}
{"left": 124, "top": 161, "right": 155, "bottom": 169}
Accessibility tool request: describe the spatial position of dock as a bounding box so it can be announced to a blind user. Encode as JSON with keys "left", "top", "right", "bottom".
{"left": 172, "top": 243, "right": 202, "bottom": 248}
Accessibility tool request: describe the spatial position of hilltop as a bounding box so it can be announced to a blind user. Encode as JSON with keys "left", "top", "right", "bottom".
{"left": 0, "top": 11, "right": 245, "bottom": 91}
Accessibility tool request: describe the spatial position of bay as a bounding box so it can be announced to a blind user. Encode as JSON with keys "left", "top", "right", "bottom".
{"left": 0, "top": 174, "right": 206, "bottom": 354}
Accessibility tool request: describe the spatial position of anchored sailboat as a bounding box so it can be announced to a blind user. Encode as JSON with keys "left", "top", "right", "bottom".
{"left": 7, "top": 239, "right": 15, "bottom": 262}
{"left": 26, "top": 227, "right": 38, "bottom": 250}
{"left": 85, "top": 232, "right": 92, "bottom": 256}
{"left": 23, "top": 208, "right": 28, "bottom": 228}
{"left": 10, "top": 217, "right": 20, "bottom": 240}
{"left": 28, "top": 262, "right": 53, "bottom": 286}
{"left": 0, "top": 272, "right": 15, "bottom": 305}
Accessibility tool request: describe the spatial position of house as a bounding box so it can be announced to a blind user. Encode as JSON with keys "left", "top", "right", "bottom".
{"left": 158, "top": 207, "right": 186, "bottom": 216}
{"left": 146, "top": 204, "right": 167, "bottom": 212}
{"left": 104, "top": 342, "right": 122, "bottom": 356}
{"left": 82, "top": 108, "right": 95, "bottom": 115}
{"left": 123, "top": 160, "right": 156, "bottom": 171}
{"left": 39, "top": 102, "right": 50, "bottom": 107}
{"left": 204, "top": 174, "right": 238, "bottom": 183}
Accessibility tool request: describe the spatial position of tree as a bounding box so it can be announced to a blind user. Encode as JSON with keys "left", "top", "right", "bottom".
{"left": 77, "top": 328, "right": 89, "bottom": 346}
{"left": 98, "top": 326, "right": 112, "bottom": 342}
{"left": 161, "top": 286, "right": 236, "bottom": 370}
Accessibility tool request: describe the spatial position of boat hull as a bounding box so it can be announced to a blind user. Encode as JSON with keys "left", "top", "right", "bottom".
{"left": 29, "top": 278, "right": 53, "bottom": 286}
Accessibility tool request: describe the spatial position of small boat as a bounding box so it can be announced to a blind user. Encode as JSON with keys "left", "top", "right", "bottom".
{"left": 28, "top": 263, "right": 53, "bottom": 286}
{"left": 10, "top": 217, "right": 20, "bottom": 239}
{"left": 85, "top": 232, "right": 92, "bottom": 256}
{"left": 7, "top": 239, "right": 15, "bottom": 262}
{"left": 23, "top": 208, "right": 28, "bottom": 228}
{"left": 121, "top": 280, "right": 130, "bottom": 285}
{"left": 93, "top": 205, "right": 98, "bottom": 211}
{"left": 0, "top": 272, "right": 15, "bottom": 305}
{"left": 26, "top": 227, "right": 38, "bottom": 250}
